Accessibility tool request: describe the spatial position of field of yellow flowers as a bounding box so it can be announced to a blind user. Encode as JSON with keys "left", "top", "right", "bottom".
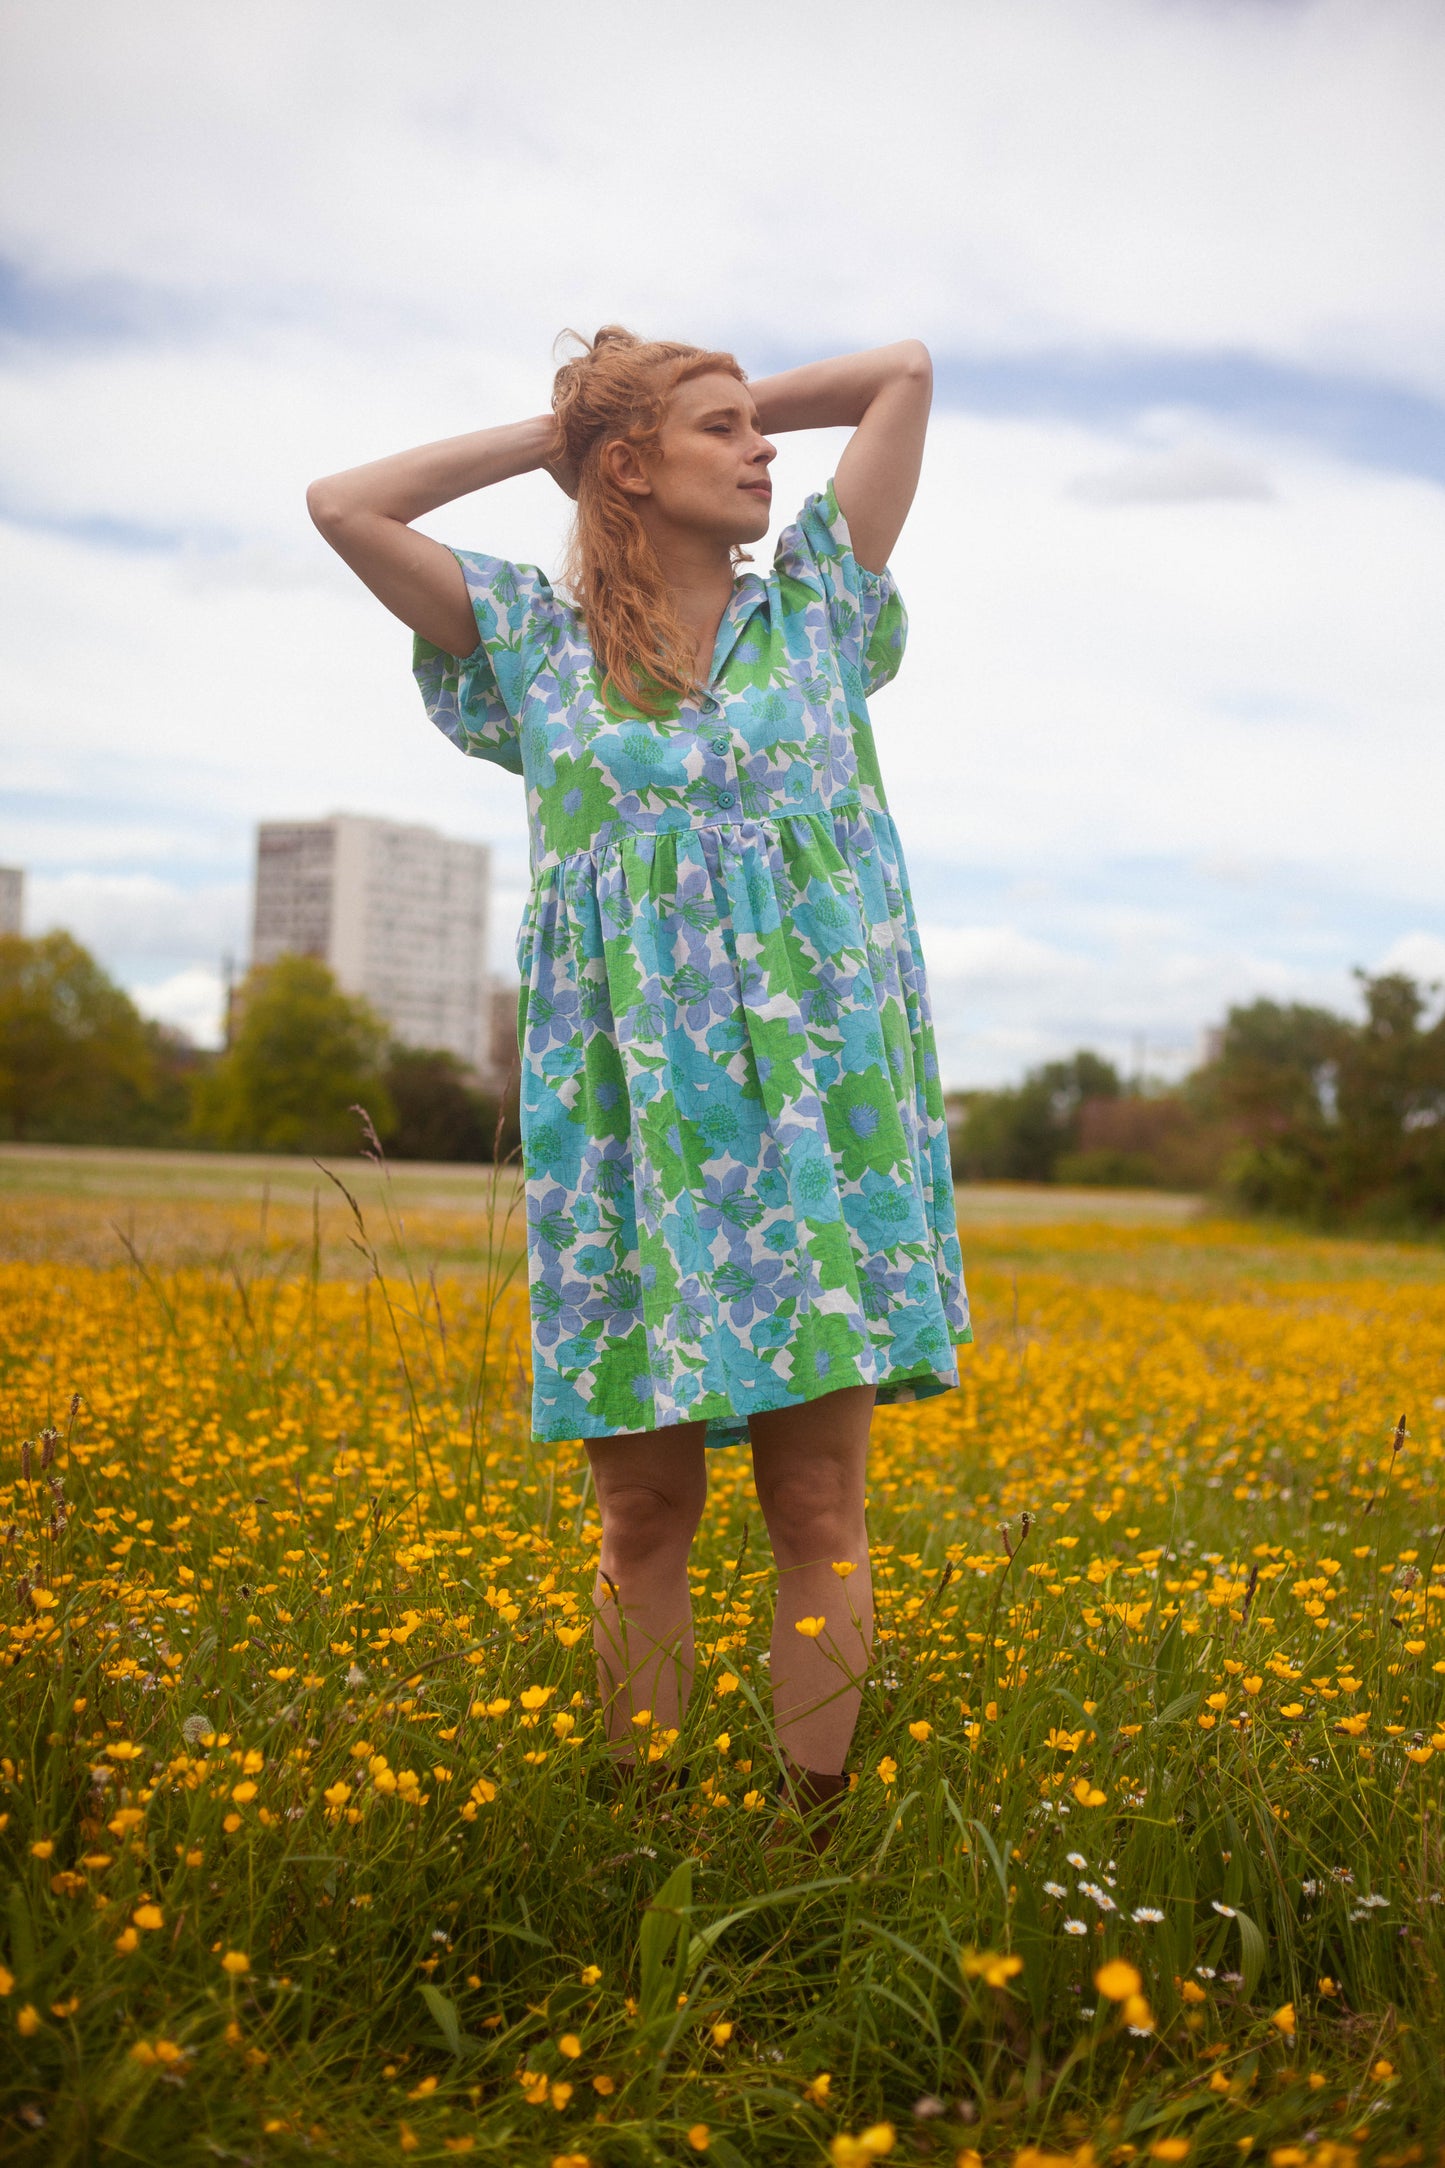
{"left": 2, "top": 1162, "right": 1444, "bottom": 2168}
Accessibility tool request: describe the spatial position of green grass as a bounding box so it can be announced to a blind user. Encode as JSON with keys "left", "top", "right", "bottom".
{"left": 1, "top": 1163, "right": 1442, "bottom": 2165}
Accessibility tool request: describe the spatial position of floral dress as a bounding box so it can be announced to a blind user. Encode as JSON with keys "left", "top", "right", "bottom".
{"left": 414, "top": 482, "right": 970, "bottom": 1447}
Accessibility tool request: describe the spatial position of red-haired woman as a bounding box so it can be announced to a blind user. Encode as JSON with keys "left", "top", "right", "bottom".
{"left": 308, "top": 333, "right": 970, "bottom": 1839}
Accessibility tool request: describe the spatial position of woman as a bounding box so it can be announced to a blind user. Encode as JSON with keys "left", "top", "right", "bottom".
{"left": 307, "top": 330, "right": 970, "bottom": 1835}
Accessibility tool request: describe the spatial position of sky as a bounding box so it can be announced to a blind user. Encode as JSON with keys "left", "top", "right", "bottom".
{"left": 2, "top": 0, "right": 1443, "bottom": 1085}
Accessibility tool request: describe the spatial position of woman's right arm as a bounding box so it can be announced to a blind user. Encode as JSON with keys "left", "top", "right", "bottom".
{"left": 306, "top": 415, "right": 559, "bottom": 656}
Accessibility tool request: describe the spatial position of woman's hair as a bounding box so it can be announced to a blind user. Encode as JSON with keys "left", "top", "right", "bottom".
{"left": 550, "top": 325, "right": 746, "bottom": 715}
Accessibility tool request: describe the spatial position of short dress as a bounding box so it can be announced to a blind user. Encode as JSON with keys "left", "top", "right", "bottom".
{"left": 414, "top": 481, "right": 971, "bottom": 1447}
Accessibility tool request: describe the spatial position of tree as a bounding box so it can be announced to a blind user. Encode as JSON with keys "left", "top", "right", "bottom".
{"left": 0, "top": 931, "right": 189, "bottom": 1144}
{"left": 191, "top": 955, "right": 394, "bottom": 1154}
{"left": 384, "top": 1044, "right": 520, "bottom": 1163}
{"left": 1203, "top": 973, "right": 1445, "bottom": 1229}
{"left": 1192, "top": 997, "right": 1344, "bottom": 1145}
{"left": 950, "top": 1051, "right": 1123, "bottom": 1182}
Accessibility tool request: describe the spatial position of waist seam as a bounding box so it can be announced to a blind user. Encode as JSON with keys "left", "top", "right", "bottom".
{"left": 529, "top": 801, "right": 889, "bottom": 877}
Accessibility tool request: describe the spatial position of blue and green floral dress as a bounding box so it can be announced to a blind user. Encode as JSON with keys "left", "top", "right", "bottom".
{"left": 414, "top": 482, "right": 970, "bottom": 1446}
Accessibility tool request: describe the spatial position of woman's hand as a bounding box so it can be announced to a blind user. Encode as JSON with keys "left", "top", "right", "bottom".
{"left": 306, "top": 413, "right": 557, "bottom": 655}
{"left": 748, "top": 341, "right": 933, "bottom": 572}
{"left": 543, "top": 436, "right": 580, "bottom": 502}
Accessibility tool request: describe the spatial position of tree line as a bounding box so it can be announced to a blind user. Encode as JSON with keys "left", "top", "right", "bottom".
{"left": 947, "top": 969, "right": 1445, "bottom": 1232}
{"left": 3, "top": 932, "right": 1442, "bottom": 1230}
{"left": 0, "top": 934, "right": 518, "bottom": 1163}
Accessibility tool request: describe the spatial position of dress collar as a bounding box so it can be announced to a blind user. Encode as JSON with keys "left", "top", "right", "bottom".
{"left": 707, "top": 572, "right": 766, "bottom": 688}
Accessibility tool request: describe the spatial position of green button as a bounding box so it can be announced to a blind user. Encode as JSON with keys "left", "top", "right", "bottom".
{"left": 717, "top": 792, "right": 734, "bottom": 808}
{"left": 710, "top": 734, "right": 729, "bottom": 754}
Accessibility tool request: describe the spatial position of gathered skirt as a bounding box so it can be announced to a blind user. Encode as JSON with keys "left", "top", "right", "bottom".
{"left": 515, "top": 804, "right": 971, "bottom": 1446}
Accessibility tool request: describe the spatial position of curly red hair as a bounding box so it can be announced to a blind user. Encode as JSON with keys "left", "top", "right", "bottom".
{"left": 550, "top": 326, "right": 746, "bottom": 716}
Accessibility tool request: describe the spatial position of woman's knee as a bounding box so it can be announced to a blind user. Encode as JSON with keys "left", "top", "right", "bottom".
{"left": 598, "top": 1479, "right": 704, "bottom": 1576}
{"left": 757, "top": 1465, "right": 864, "bottom": 1565}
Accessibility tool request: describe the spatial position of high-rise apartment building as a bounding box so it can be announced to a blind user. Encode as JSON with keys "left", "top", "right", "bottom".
{"left": 0, "top": 866, "right": 22, "bottom": 938}
{"left": 250, "top": 815, "right": 504, "bottom": 1082}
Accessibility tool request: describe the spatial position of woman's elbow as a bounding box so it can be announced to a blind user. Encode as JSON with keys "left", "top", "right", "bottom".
{"left": 305, "top": 477, "right": 349, "bottom": 537}
{"left": 898, "top": 339, "right": 932, "bottom": 386}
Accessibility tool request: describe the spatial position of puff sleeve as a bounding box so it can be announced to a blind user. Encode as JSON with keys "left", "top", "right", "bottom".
{"left": 778, "top": 479, "right": 908, "bottom": 697}
{"left": 412, "top": 551, "right": 560, "bottom": 776}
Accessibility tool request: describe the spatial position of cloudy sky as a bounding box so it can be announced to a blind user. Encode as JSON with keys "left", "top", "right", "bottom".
{"left": 3, "top": 0, "right": 1443, "bottom": 1083}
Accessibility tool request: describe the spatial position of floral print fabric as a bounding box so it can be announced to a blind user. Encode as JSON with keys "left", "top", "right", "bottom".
{"left": 414, "top": 482, "right": 970, "bottom": 1446}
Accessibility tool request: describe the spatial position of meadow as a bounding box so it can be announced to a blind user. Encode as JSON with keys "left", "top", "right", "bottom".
{"left": 2, "top": 1149, "right": 1444, "bottom": 2167}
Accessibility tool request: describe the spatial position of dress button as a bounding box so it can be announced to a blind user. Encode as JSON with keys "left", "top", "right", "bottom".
{"left": 710, "top": 734, "right": 729, "bottom": 755}
{"left": 717, "top": 791, "right": 734, "bottom": 808}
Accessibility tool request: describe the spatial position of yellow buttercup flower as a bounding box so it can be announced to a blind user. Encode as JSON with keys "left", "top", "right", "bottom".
{"left": 829, "top": 2125, "right": 894, "bottom": 2165}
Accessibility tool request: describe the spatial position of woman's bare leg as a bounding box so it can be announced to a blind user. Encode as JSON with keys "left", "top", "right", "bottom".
{"left": 749, "top": 1384, "right": 875, "bottom": 1775}
{"left": 583, "top": 1423, "right": 708, "bottom": 1761}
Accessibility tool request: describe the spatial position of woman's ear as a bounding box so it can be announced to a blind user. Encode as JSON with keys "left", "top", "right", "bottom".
{"left": 600, "top": 436, "right": 653, "bottom": 499}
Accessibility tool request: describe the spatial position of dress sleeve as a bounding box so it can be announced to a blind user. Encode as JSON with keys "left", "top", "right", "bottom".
{"left": 412, "top": 550, "right": 559, "bottom": 776}
{"left": 776, "top": 479, "right": 908, "bottom": 696}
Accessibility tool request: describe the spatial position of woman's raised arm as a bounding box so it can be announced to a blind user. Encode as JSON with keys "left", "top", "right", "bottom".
{"left": 306, "top": 415, "right": 560, "bottom": 656}
{"left": 748, "top": 341, "right": 932, "bottom": 574}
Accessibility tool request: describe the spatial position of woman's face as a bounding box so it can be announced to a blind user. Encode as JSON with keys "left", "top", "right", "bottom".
{"left": 608, "top": 371, "right": 776, "bottom": 547}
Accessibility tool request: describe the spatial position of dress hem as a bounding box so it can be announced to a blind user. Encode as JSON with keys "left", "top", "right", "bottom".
{"left": 531, "top": 1330, "right": 974, "bottom": 1449}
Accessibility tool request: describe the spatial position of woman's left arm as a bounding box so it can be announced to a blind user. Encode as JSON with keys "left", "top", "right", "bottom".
{"left": 748, "top": 341, "right": 932, "bottom": 572}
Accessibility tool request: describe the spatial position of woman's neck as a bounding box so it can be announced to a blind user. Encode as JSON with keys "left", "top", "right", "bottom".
{"left": 645, "top": 519, "right": 738, "bottom": 682}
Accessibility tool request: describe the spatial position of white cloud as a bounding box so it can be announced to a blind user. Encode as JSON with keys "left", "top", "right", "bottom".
{"left": 1376, "top": 930, "right": 1445, "bottom": 991}
{"left": 133, "top": 965, "right": 226, "bottom": 1049}
{"left": 880, "top": 408, "right": 1445, "bottom": 900}
{"left": 2, "top": 0, "right": 1442, "bottom": 1081}
{"left": 2, "top": 1, "right": 1442, "bottom": 391}
{"left": 1067, "top": 449, "right": 1275, "bottom": 505}
{"left": 26, "top": 871, "right": 249, "bottom": 963}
